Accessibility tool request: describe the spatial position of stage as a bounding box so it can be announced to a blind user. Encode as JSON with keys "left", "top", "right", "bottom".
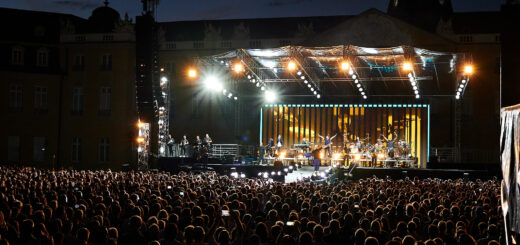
{"left": 157, "top": 156, "right": 498, "bottom": 182}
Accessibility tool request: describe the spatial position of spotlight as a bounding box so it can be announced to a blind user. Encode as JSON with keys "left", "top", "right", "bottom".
{"left": 231, "top": 172, "right": 238, "bottom": 178}
{"left": 284, "top": 168, "right": 288, "bottom": 172}
{"left": 352, "top": 74, "right": 357, "bottom": 79}
{"left": 301, "top": 75, "right": 305, "bottom": 80}
{"left": 261, "top": 86, "right": 265, "bottom": 91}
{"left": 137, "top": 137, "right": 145, "bottom": 143}
{"left": 356, "top": 84, "right": 361, "bottom": 88}
{"left": 233, "top": 63, "right": 244, "bottom": 73}
{"left": 459, "top": 84, "right": 464, "bottom": 88}
{"left": 361, "top": 92, "right": 365, "bottom": 95}
{"left": 240, "top": 173, "right": 246, "bottom": 178}
{"left": 304, "top": 80, "right": 308, "bottom": 84}
{"left": 317, "top": 94, "right": 321, "bottom": 99}
{"left": 340, "top": 61, "right": 350, "bottom": 71}
{"left": 320, "top": 172, "right": 326, "bottom": 178}
{"left": 411, "top": 81, "right": 416, "bottom": 86}
{"left": 311, "top": 87, "right": 315, "bottom": 91}
{"left": 280, "top": 151, "right": 286, "bottom": 158}
{"left": 462, "top": 79, "right": 466, "bottom": 84}
{"left": 458, "top": 88, "right": 462, "bottom": 92}
{"left": 289, "top": 165, "right": 293, "bottom": 170}
{"left": 228, "top": 93, "right": 233, "bottom": 97}
{"left": 413, "top": 86, "right": 417, "bottom": 90}
{"left": 402, "top": 62, "right": 413, "bottom": 71}
{"left": 288, "top": 61, "right": 296, "bottom": 71}
{"left": 161, "top": 76, "right": 168, "bottom": 83}
{"left": 456, "top": 95, "right": 460, "bottom": 100}
{"left": 307, "top": 84, "right": 311, "bottom": 88}
{"left": 247, "top": 75, "right": 252, "bottom": 79}
{"left": 363, "top": 95, "right": 367, "bottom": 99}
{"left": 188, "top": 68, "right": 197, "bottom": 78}
{"left": 464, "top": 64, "right": 474, "bottom": 75}
{"left": 203, "top": 76, "right": 223, "bottom": 92}
{"left": 277, "top": 171, "right": 281, "bottom": 176}
{"left": 258, "top": 172, "right": 262, "bottom": 176}
{"left": 313, "top": 91, "right": 317, "bottom": 95}
{"left": 297, "top": 71, "right": 302, "bottom": 76}
{"left": 271, "top": 171, "right": 275, "bottom": 175}
{"left": 409, "top": 77, "right": 415, "bottom": 82}
{"left": 251, "top": 79, "right": 256, "bottom": 83}
{"left": 265, "top": 90, "right": 277, "bottom": 103}
{"left": 348, "top": 69, "right": 354, "bottom": 75}
{"left": 358, "top": 88, "right": 362, "bottom": 92}
{"left": 408, "top": 72, "right": 413, "bottom": 78}
{"left": 354, "top": 79, "right": 358, "bottom": 84}
{"left": 415, "top": 94, "right": 420, "bottom": 99}
{"left": 354, "top": 154, "right": 361, "bottom": 160}
{"left": 263, "top": 172, "right": 269, "bottom": 178}
{"left": 333, "top": 153, "right": 341, "bottom": 160}
{"left": 256, "top": 82, "right": 260, "bottom": 87}
{"left": 457, "top": 92, "right": 460, "bottom": 96}
{"left": 414, "top": 90, "right": 419, "bottom": 94}
{"left": 234, "top": 97, "right": 237, "bottom": 100}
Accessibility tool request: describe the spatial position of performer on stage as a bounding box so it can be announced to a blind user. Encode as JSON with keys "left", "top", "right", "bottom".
{"left": 311, "top": 146, "right": 323, "bottom": 174}
{"left": 267, "top": 137, "right": 274, "bottom": 156}
{"left": 276, "top": 135, "right": 283, "bottom": 148}
{"left": 167, "top": 134, "right": 175, "bottom": 157}
{"left": 203, "top": 134, "right": 212, "bottom": 148}
{"left": 180, "top": 135, "right": 189, "bottom": 157}
{"left": 318, "top": 133, "right": 337, "bottom": 157}
{"left": 301, "top": 137, "right": 310, "bottom": 152}
{"left": 258, "top": 142, "right": 265, "bottom": 165}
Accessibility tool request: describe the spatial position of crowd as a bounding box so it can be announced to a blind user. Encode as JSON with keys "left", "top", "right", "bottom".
{"left": 0, "top": 166, "right": 504, "bottom": 245}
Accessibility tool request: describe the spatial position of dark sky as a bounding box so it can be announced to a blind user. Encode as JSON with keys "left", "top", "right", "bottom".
{"left": 0, "top": 0, "right": 504, "bottom": 22}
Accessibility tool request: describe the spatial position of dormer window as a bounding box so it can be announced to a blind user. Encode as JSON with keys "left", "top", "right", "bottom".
{"left": 11, "top": 47, "right": 24, "bottom": 65}
{"left": 36, "top": 48, "right": 49, "bottom": 67}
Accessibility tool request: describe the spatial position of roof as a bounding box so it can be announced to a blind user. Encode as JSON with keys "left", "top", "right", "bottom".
{"left": 158, "top": 15, "right": 353, "bottom": 41}
{"left": 0, "top": 7, "right": 85, "bottom": 43}
{"left": 450, "top": 12, "right": 501, "bottom": 34}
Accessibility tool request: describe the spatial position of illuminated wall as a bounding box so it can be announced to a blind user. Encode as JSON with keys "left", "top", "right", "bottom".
{"left": 260, "top": 104, "right": 430, "bottom": 166}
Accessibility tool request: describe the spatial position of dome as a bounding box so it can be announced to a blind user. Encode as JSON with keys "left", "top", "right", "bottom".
{"left": 88, "top": 4, "right": 121, "bottom": 33}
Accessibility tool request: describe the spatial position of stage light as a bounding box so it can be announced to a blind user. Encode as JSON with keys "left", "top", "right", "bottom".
{"left": 414, "top": 90, "right": 419, "bottom": 94}
{"left": 459, "top": 84, "right": 464, "bottom": 88}
{"left": 298, "top": 154, "right": 304, "bottom": 159}
{"left": 265, "top": 90, "right": 277, "bottom": 103}
{"left": 277, "top": 171, "right": 281, "bottom": 176}
{"left": 231, "top": 172, "right": 238, "bottom": 178}
{"left": 377, "top": 153, "right": 385, "bottom": 159}
{"left": 358, "top": 88, "right": 362, "bottom": 92}
{"left": 137, "top": 146, "right": 143, "bottom": 152}
{"left": 289, "top": 165, "right": 294, "bottom": 170}
{"left": 251, "top": 78, "right": 256, "bottom": 83}
{"left": 137, "top": 121, "right": 144, "bottom": 128}
{"left": 415, "top": 94, "right": 420, "bottom": 99}
{"left": 304, "top": 80, "right": 308, "bottom": 84}
{"left": 311, "top": 87, "right": 315, "bottom": 91}
{"left": 462, "top": 79, "right": 466, "bottom": 84}
{"left": 271, "top": 171, "right": 275, "bottom": 175}
{"left": 411, "top": 81, "right": 416, "bottom": 86}
{"left": 223, "top": 89, "right": 227, "bottom": 94}
{"left": 408, "top": 72, "right": 413, "bottom": 78}
{"left": 354, "top": 79, "right": 359, "bottom": 84}
{"left": 159, "top": 146, "right": 164, "bottom": 154}
{"left": 456, "top": 95, "right": 460, "bottom": 100}
{"left": 288, "top": 61, "right": 296, "bottom": 71}
{"left": 402, "top": 62, "right": 413, "bottom": 71}
{"left": 356, "top": 84, "right": 361, "bottom": 88}
{"left": 348, "top": 69, "right": 354, "bottom": 75}
{"left": 263, "top": 172, "right": 268, "bottom": 178}
{"left": 234, "top": 97, "right": 237, "bottom": 100}
{"left": 247, "top": 75, "right": 252, "bottom": 79}
{"left": 188, "top": 68, "right": 197, "bottom": 78}
{"left": 161, "top": 76, "right": 168, "bottom": 83}
{"left": 137, "top": 137, "right": 145, "bottom": 143}
{"left": 203, "top": 76, "right": 223, "bottom": 92}
{"left": 301, "top": 75, "right": 305, "bottom": 80}
{"left": 256, "top": 82, "right": 260, "bottom": 87}
{"left": 228, "top": 93, "right": 233, "bottom": 98}
{"left": 464, "top": 64, "right": 473, "bottom": 75}
{"left": 261, "top": 86, "right": 265, "bottom": 91}
{"left": 361, "top": 92, "right": 365, "bottom": 95}
{"left": 458, "top": 88, "right": 462, "bottom": 92}
{"left": 280, "top": 151, "right": 286, "bottom": 158}
{"left": 354, "top": 154, "right": 361, "bottom": 160}
{"left": 333, "top": 153, "right": 341, "bottom": 160}
{"left": 307, "top": 84, "right": 311, "bottom": 88}
{"left": 340, "top": 61, "right": 350, "bottom": 71}
{"left": 313, "top": 91, "right": 317, "bottom": 95}
{"left": 284, "top": 168, "right": 288, "bottom": 172}
{"left": 240, "top": 173, "right": 246, "bottom": 178}
{"left": 233, "top": 63, "right": 244, "bottom": 73}
{"left": 363, "top": 95, "right": 367, "bottom": 99}
{"left": 413, "top": 86, "right": 417, "bottom": 90}
{"left": 320, "top": 172, "right": 326, "bottom": 178}
{"left": 352, "top": 74, "right": 357, "bottom": 79}
{"left": 297, "top": 71, "right": 302, "bottom": 76}
{"left": 317, "top": 94, "right": 321, "bottom": 99}
{"left": 409, "top": 77, "right": 415, "bottom": 82}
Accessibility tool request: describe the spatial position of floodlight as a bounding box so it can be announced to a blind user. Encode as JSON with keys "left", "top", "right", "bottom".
{"left": 187, "top": 68, "right": 197, "bottom": 78}
{"left": 233, "top": 63, "right": 244, "bottom": 73}
{"left": 317, "top": 94, "right": 321, "bottom": 99}
{"left": 461, "top": 79, "right": 466, "bottom": 84}
{"left": 161, "top": 76, "right": 168, "bottom": 83}
{"left": 265, "top": 90, "right": 277, "bottom": 103}
{"left": 203, "top": 76, "right": 223, "bottom": 92}
{"left": 340, "top": 61, "right": 350, "bottom": 71}
{"left": 415, "top": 94, "right": 420, "bottom": 99}
{"left": 402, "top": 62, "right": 413, "bottom": 71}
{"left": 288, "top": 61, "right": 296, "bottom": 71}
{"left": 464, "top": 64, "right": 474, "bottom": 75}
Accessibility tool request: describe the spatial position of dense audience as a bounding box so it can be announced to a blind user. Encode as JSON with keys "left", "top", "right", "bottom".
{"left": 0, "top": 166, "right": 504, "bottom": 245}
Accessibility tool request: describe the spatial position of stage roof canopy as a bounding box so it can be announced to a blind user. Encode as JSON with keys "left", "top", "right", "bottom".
{"left": 197, "top": 45, "right": 472, "bottom": 100}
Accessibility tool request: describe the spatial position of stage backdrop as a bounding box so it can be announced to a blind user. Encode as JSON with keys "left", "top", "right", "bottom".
{"left": 260, "top": 104, "right": 430, "bottom": 167}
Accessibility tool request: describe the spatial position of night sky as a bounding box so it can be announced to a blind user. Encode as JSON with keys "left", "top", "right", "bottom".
{"left": 0, "top": 0, "right": 504, "bottom": 22}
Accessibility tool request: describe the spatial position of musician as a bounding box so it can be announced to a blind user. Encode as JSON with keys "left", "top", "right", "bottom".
{"left": 318, "top": 133, "right": 337, "bottom": 157}
{"left": 301, "top": 137, "right": 310, "bottom": 152}
{"left": 195, "top": 136, "right": 202, "bottom": 150}
{"left": 311, "top": 145, "right": 323, "bottom": 174}
{"left": 258, "top": 142, "right": 266, "bottom": 165}
{"left": 167, "top": 134, "right": 175, "bottom": 157}
{"left": 180, "top": 135, "right": 189, "bottom": 157}
{"left": 267, "top": 138, "right": 274, "bottom": 156}
{"left": 276, "top": 135, "right": 283, "bottom": 148}
{"left": 203, "top": 134, "right": 212, "bottom": 148}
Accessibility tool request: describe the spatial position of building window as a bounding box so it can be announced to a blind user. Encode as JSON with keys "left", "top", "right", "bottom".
{"left": 11, "top": 47, "right": 24, "bottom": 65}
{"left": 166, "top": 43, "right": 176, "bottom": 49}
{"left": 102, "top": 35, "right": 114, "bottom": 41}
{"left": 71, "top": 137, "right": 81, "bottom": 163}
{"left": 279, "top": 40, "right": 291, "bottom": 46}
{"left": 99, "top": 137, "right": 110, "bottom": 162}
{"left": 99, "top": 87, "right": 111, "bottom": 114}
{"left": 250, "top": 40, "right": 262, "bottom": 48}
{"left": 193, "top": 42, "right": 204, "bottom": 49}
{"left": 34, "top": 86, "right": 48, "bottom": 111}
{"left": 101, "top": 54, "right": 112, "bottom": 71}
{"left": 8, "top": 136, "right": 20, "bottom": 162}
{"left": 9, "top": 84, "right": 23, "bottom": 111}
{"left": 72, "top": 87, "right": 84, "bottom": 114}
{"left": 75, "top": 35, "right": 86, "bottom": 41}
{"left": 36, "top": 48, "right": 49, "bottom": 67}
{"left": 73, "top": 55, "right": 85, "bottom": 71}
{"left": 33, "top": 137, "right": 46, "bottom": 162}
